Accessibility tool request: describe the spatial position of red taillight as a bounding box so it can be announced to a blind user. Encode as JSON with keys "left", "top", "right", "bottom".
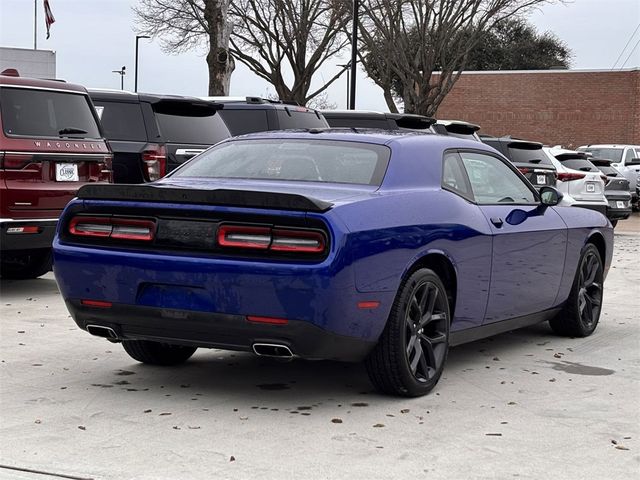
{"left": 217, "top": 224, "right": 326, "bottom": 254}
{"left": 142, "top": 144, "right": 167, "bottom": 181}
{"left": 358, "top": 301, "right": 380, "bottom": 309}
{"left": 517, "top": 167, "right": 532, "bottom": 174}
{"left": 557, "top": 172, "right": 586, "bottom": 182}
{"left": 81, "top": 299, "right": 112, "bottom": 308}
{"left": 6, "top": 226, "right": 40, "bottom": 234}
{"left": 0, "top": 152, "right": 36, "bottom": 170}
{"left": 247, "top": 315, "right": 289, "bottom": 325}
{"left": 218, "top": 225, "right": 271, "bottom": 249}
{"left": 69, "top": 216, "right": 155, "bottom": 241}
{"left": 271, "top": 228, "right": 325, "bottom": 253}
{"left": 600, "top": 174, "right": 608, "bottom": 183}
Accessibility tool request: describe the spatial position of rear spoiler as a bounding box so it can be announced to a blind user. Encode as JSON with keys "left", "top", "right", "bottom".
{"left": 76, "top": 184, "right": 334, "bottom": 212}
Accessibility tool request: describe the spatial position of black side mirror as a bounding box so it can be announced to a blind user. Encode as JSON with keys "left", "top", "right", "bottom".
{"left": 539, "top": 186, "right": 563, "bottom": 206}
{"left": 627, "top": 157, "right": 640, "bottom": 166}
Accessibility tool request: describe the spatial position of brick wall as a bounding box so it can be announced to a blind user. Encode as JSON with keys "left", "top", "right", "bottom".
{"left": 433, "top": 69, "right": 640, "bottom": 147}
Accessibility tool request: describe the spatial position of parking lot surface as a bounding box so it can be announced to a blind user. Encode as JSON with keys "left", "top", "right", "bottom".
{"left": 1, "top": 215, "right": 639, "bottom": 480}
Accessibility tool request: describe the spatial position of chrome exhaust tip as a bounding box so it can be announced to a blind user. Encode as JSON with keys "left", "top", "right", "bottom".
{"left": 252, "top": 343, "right": 293, "bottom": 358}
{"left": 86, "top": 324, "right": 119, "bottom": 341}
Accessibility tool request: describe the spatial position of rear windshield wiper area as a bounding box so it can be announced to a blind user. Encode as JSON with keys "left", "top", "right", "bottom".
{"left": 59, "top": 127, "right": 89, "bottom": 135}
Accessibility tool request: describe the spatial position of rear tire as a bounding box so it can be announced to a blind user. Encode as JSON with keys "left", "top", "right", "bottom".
{"left": 365, "top": 268, "right": 450, "bottom": 397}
{"left": 122, "top": 340, "right": 197, "bottom": 366}
{"left": 549, "top": 243, "right": 603, "bottom": 337}
{"left": 0, "top": 250, "right": 52, "bottom": 279}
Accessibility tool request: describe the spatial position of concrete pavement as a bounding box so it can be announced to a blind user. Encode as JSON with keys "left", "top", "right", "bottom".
{"left": 1, "top": 215, "right": 638, "bottom": 480}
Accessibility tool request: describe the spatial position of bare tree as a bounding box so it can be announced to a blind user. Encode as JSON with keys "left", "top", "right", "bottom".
{"left": 133, "top": 0, "right": 234, "bottom": 95}
{"left": 358, "top": 0, "right": 558, "bottom": 115}
{"left": 229, "top": 0, "right": 351, "bottom": 105}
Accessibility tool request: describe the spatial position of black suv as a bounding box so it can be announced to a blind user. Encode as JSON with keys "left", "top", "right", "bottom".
{"left": 481, "top": 135, "right": 557, "bottom": 190}
{"left": 322, "top": 110, "right": 435, "bottom": 132}
{"left": 89, "top": 90, "right": 230, "bottom": 183}
{"left": 206, "top": 97, "right": 328, "bottom": 135}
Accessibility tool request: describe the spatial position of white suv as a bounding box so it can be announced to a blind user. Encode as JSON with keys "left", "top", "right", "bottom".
{"left": 543, "top": 147, "right": 608, "bottom": 216}
{"left": 577, "top": 144, "right": 640, "bottom": 209}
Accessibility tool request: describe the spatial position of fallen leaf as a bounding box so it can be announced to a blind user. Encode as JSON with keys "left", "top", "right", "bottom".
{"left": 615, "top": 445, "right": 629, "bottom": 451}
{"left": 78, "top": 425, "right": 86, "bottom": 431}
{"left": 373, "top": 423, "right": 385, "bottom": 428}
{"left": 230, "top": 456, "right": 236, "bottom": 462}
{"left": 400, "top": 409, "right": 410, "bottom": 414}
{"left": 331, "top": 418, "right": 343, "bottom": 424}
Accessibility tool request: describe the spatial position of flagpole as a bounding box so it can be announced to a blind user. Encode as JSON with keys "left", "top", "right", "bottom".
{"left": 34, "top": 0, "right": 37, "bottom": 49}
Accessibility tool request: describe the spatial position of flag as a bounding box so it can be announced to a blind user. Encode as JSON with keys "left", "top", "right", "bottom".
{"left": 44, "top": 0, "right": 55, "bottom": 39}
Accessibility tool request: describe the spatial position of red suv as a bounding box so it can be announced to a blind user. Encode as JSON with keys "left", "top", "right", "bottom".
{"left": 0, "top": 71, "right": 112, "bottom": 279}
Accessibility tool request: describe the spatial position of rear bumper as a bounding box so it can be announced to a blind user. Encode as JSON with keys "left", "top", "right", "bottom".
{"left": 570, "top": 203, "right": 607, "bottom": 216}
{"left": 66, "top": 300, "right": 376, "bottom": 362}
{"left": 0, "top": 219, "right": 57, "bottom": 251}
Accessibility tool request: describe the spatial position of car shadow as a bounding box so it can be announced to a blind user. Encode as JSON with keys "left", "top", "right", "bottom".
{"left": 82, "top": 322, "right": 561, "bottom": 405}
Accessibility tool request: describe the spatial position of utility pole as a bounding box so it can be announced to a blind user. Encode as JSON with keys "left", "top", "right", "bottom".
{"left": 34, "top": 0, "right": 37, "bottom": 49}
{"left": 349, "top": 0, "right": 358, "bottom": 110}
{"left": 112, "top": 66, "right": 126, "bottom": 90}
{"left": 135, "top": 35, "right": 150, "bottom": 92}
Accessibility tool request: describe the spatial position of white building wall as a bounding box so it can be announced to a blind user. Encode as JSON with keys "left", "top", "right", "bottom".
{"left": 0, "top": 47, "right": 56, "bottom": 79}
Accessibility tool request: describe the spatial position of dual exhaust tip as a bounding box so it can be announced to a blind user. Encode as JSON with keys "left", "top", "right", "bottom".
{"left": 87, "top": 326, "right": 293, "bottom": 359}
{"left": 252, "top": 343, "right": 293, "bottom": 358}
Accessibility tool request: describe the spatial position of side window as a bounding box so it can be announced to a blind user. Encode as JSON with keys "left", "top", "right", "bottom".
{"left": 459, "top": 151, "right": 536, "bottom": 204}
{"left": 624, "top": 148, "right": 635, "bottom": 164}
{"left": 442, "top": 152, "right": 473, "bottom": 201}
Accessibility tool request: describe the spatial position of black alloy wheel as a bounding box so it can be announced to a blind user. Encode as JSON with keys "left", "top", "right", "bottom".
{"left": 550, "top": 243, "right": 603, "bottom": 337}
{"left": 366, "top": 268, "right": 450, "bottom": 397}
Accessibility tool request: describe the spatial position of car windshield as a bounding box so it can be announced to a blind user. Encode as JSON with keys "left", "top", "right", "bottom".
{"left": 172, "top": 139, "right": 390, "bottom": 186}
{"left": 580, "top": 148, "right": 623, "bottom": 162}
{"left": 0, "top": 87, "right": 101, "bottom": 139}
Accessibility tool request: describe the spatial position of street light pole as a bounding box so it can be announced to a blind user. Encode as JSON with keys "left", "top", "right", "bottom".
{"left": 112, "top": 66, "right": 126, "bottom": 90}
{"left": 349, "top": 0, "right": 358, "bottom": 110}
{"left": 338, "top": 63, "right": 351, "bottom": 108}
{"left": 135, "top": 35, "right": 150, "bottom": 93}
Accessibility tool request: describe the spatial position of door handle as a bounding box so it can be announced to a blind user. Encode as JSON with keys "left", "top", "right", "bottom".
{"left": 490, "top": 217, "right": 504, "bottom": 228}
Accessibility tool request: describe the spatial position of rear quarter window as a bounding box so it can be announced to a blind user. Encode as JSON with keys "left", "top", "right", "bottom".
{"left": 154, "top": 110, "right": 230, "bottom": 144}
{"left": 276, "top": 109, "right": 327, "bottom": 130}
{"left": 218, "top": 109, "right": 269, "bottom": 135}
{"left": 1, "top": 87, "right": 101, "bottom": 139}
{"left": 94, "top": 100, "right": 147, "bottom": 141}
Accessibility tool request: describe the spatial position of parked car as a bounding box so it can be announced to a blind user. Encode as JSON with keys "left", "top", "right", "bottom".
{"left": 589, "top": 157, "right": 632, "bottom": 227}
{"left": 0, "top": 70, "right": 112, "bottom": 279}
{"left": 53, "top": 131, "right": 612, "bottom": 397}
{"left": 89, "top": 89, "right": 230, "bottom": 183}
{"left": 481, "top": 136, "right": 557, "bottom": 191}
{"left": 543, "top": 147, "right": 608, "bottom": 217}
{"left": 577, "top": 144, "right": 640, "bottom": 210}
{"left": 322, "top": 110, "right": 435, "bottom": 131}
{"left": 203, "top": 96, "right": 328, "bottom": 135}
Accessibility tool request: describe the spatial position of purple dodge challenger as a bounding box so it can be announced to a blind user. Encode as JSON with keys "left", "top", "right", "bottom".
{"left": 53, "top": 130, "right": 613, "bottom": 396}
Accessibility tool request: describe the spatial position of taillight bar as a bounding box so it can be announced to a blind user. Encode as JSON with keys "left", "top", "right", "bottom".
{"left": 69, "top": 216, "right": 155, "bottom": 241}
{"left": 218, "top": 224, "right": 326, "bottom": 253}
{"left": 557, "top": 172, "right": 586, "bottom": 182}
{"left": 142, "top": 144, "right": 167, "bottom": 182}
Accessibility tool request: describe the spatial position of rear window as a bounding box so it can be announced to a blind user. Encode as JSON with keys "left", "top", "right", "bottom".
{"left": 325, "top": 116, "right": 392, "bottom": 129}
{"left": 580, "top": 148, "right": 623, "bottom": 162}
{"left": 508, "top": 146, "right": 553, "bottom": 165}
{"left": 0, "top": 87, "right": 101, "bottom": 139}
{"left": 218, "top": 109, "right": 269, "bottom": 135}
{"left": 596, "top": 166, "right": 620, "bottom": 177}
{"left": 560, "top": 159, "right": 600, "bottom": 172}
{"left": 153, "top": 102, "right": 230, "bottom": 144}
{"left": 275, "top": 109, "right": 328, "bottom": 130}
{"left": 172, "top": 139, "right": 390, "bottom": 186}
{"left": 93, "top": 101, "right": 147, "bottom": 141}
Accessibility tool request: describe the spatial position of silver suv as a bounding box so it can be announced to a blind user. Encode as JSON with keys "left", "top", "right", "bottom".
{"left": 578, "top": 144, "right": 640, "bottom": 210}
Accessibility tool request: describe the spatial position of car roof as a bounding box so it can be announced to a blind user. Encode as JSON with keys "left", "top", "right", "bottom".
{"left": 0, "top": 74, "right": 88, "bottom": 94}
{"left": 200, "top": 96, "right": 317, "bottom": 112}
{"left": 88, "top": 89, "right": 222, "bottom": 109}
{"left": 482, "top": 135, "right": 543, "bottom": 150}
{"left": 579, "top": 144, "right": 640, "bottom": 149}
{"left": 220, "top": 128, "right": 490, "bottom": 150}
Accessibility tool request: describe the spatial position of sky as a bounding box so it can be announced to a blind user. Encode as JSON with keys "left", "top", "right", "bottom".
{"left": 1, "top": 0, "right": 639, "bottom": 111}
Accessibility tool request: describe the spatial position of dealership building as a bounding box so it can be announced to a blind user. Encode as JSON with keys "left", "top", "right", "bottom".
{"left": 434, "top": 68, "right": 640, "bottom": 147}
{"left": 0, "top": 46, "right": 56, "bottom": 79}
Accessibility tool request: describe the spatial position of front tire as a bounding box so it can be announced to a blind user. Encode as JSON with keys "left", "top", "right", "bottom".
{"left": 366, "top": 268, "right": 450, "bottom": 397}
{"left": 549, "top": 243, "right": 603, "bottom": 337}
{"left": 122, "top": 340, "right": 197, "bottom": 366}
